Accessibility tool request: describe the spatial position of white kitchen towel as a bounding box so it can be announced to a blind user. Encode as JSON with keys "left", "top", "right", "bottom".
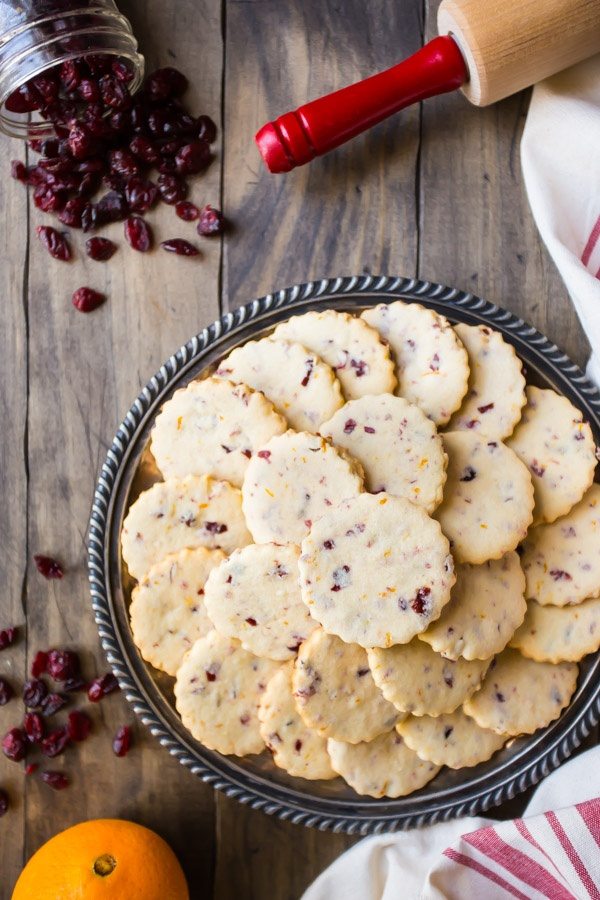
{"left": 521, "top": 54, "right": 600, "bottom": 386}
{"left": 302, "top": 745, "right": 600, "bottom": 900}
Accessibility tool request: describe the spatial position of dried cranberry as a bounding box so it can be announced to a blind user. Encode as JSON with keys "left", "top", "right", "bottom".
{"left": 99, "top": 74, "right": 131, "bottom": 111}
{"left": 175, "top": 140, "right": 211, "bottom": 175}
{"left": 41, "top": 770, "right": 69, "bottom": 790}
{"left": 112, "top": 60, "right": 134, "bottom": 83}
{"left": 5, "top": 84, "right": 41, "bottom": 113}
{"left": 68, "top": 123, "right": 97, "bottom": 160}
{"left": 57, "top": 197, "right": 87, "bottom": 229}
{"left": 0, "top": 789, "right": 8, "bottom": 816}
{"left": 78, "top": 173, "right": 101, "bottom": 198}
{"left": 85, "top": 237, "right": 117, "bottom": 261}
{"left": 124, "top": 216, "right": 153, "bottom": 252}
{"left": 175, "top": 201, "right": 200, "bottom": 221}
{"left": 129, "top": 135, "right": 159, "bottom": 164}
{"left": 195, "top": 115, "right": 217, "bottom": 143}
{"left": 31, "top": 650, "right": 48, "bottom": 677}
{"left": 83, "top": 104, "right": 114, "bottom": 140}
{"left": 72, "top": 287, "right": 106, "bottom": 313}
{"left": 33, "top": 554, "right": 64, "bottom": 579}
{"left": 67, "top": 710, "right": 92, "bottom": 742}
{"left": 197, "top": 204, "right": 226, "bottom": 236}
{"left": 46, "top": 649, "right": 80, "bottom": 682}
{"left": 23, "top": 712, "right": 44, "bottom": 744}
{"left": 25, "top": 763, "right": 38, "bottom": 776}
{"left": 124, "top": 177, "right": 159, "bottom": 213}
{"left": 157, "top": 174, "right": 187, "bottom": 204}
{"left": 77, "top": 78, "right": 100, "bottom": 103}
{"left": 22, "top": 679, "right": 48, "bottom": 709}
{"left": 32, "top": 72, "right": 60, "bottom": 104}
{"left": 158, "top": 137, "right": 185, "bottom": 158}
{"left": 0, "top": 678, "right": 14, "bottom": 706}
{"left": 2, "top": 728, "right": 28, "bottom": 762}
{"left": 144, "top": 67, "right": 188, "bottom": 102}
{"left": 157, "top": 158, "right": 178, "bottom": 175}
{"left": 77, "top": 157, "right": 105, "bottom": 175}
{"left": 81, "top": 203, "right": 98, "bottom": 232}
{"left": 96, "top": 190, "right": 128, "bottom": 224}
{"left": 411, "top": 586, "right": 431, "bottom": 615}
{"left": 38, "top": 156, "right": 76, "bottom": 176}
{"left": 88, "top": 673, "right": 119, "bottom": 702}
{"left": 33, "top": 185, "right": 66, "bottom": 213}
{"left": 10, "top": 160, "right": 27, "bottom": 182}
{"left": 160, "top": 239, "right": 199, "bottom": 256}
{"left": 113, "top": 725, "right": 132, "bottom": 757}
{"left": 41, "top": 693, "right": 68, "bottom": 716}
{"left": 0, "top": 628, "right": 16, "bottom": 650}
{"left": 41, "top": 726, "right": 70, "bottom": 758}
{"left": 108, "top": 148, "right": 139, "bottom": 177}
{"left": 60, "top": 59, "right": 84, "bottom": 92}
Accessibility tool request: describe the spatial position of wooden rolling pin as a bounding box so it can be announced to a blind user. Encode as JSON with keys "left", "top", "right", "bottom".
{"left": 256, "top": 0, "right": 600, "bottom": 173}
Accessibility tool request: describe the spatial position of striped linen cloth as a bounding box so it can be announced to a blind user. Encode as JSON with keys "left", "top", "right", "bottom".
{"left": 302, "top": 746, "right": 600, "bottom": 900}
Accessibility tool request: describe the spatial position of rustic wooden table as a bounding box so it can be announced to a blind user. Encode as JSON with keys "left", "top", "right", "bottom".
{"left": 0, "top": 0, "right": 593, "bottom": 897}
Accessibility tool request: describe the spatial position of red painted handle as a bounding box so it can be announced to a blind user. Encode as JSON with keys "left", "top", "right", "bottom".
{"left": 255, "top": 36, "right": 468, "bottom": 173}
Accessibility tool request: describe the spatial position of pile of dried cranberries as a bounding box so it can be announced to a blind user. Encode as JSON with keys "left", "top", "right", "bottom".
{"left": 9, "top": 58, "right": 226, "bottom": 311}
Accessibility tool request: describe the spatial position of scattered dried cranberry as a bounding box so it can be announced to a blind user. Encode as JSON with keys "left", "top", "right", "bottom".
{"left": 41, "top": 726, "right": 70, "bottom": 758}
{"left": 23, "top": 712, "right": 45, "bottom": 744}
{"left": 175, "top": 200, "right": 200, "bottom": 221}
{"left": 2, "top": 728, "right": 28, "bottom": 762}
{"left": 46, "top": 649, "right": 80, "bottom": 683}
{"left": 113, "top": 725, "right": 132, "bottom": 757}
{"left": 0, "top": 789, "right": 8, "bottom": 816}
{"left": 41, "top": 770, "right": 69, "bottom": 790}
{"left": 33, "top": 554, "right": 64, "bottom": 579}
{"left": 5, "top": 83, "right": 41, "bottom": 113}
{"left": 0, "top": 628, "right": 16, "bottom": 650}
{"left": 72, "top": 286, "right": 106, "bottom": 312}
{"left": 88, "top": 673, "right": 119, "bottom": 702}
{"left": 67, "top": 710, "right": 92, "bottom": 742}
{"left": 195, "top": 115, "right": 217, "bottom": 144}
{"left": 85, "top": 236, "right": 117, "bottom": 261}
{"left": 31, "top": 650, "right": 48, "bottom": 678}
{"left": 144, "top": 67, "right": 188, "bottom": 102}
{"left": 108, "top": 148, "right": 139, "bottom": 177}
{"left": 112, "top": 60, "right": 134, "bottom": 84}
{"left": 129, "top": 135, "right": 159, "bottom": 164}
{"left": 197, "top": 204, "right": 225, "bottom": 236}
{"left": 35, "top": 226, "right": 71, "bottom": 261}
{"left": 68, "top": 123, "right": 97, "bottom": 160}
{"left": 124, "top": 215, "right": 153, "bottom": 251}
{"left": 41, "top": 693, "right": 68, "bottom": 717}
{"left": 25, "top": 763, "right": 39, "bottom": 776}
{"left": 96, "top": 190, "right": 128, "bottom": 223}
{"left": 0, "top": 678, "right": 14, "bottom": 706}
{"left": 157, "top": 173, "right": 187, "bottom": 204}
{"left": 22, "top": 679, "right": 48, "bottom": 709}
{"left": 124, "top": 176, "right": 158, "bottom": 213}
{"left": 11, "top": 160, "right": 27, "bottom": 182}
{"left": 175, "top": 140, "right": 211, "bottom": 175}
{"left": 160, "top": 239, "right": 199, "bottom": 256}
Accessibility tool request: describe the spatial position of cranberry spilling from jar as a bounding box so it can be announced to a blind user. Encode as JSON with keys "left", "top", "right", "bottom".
{"left": 88, "top": 673, "right": 119, "bottom": 702}
{"left": 113, "top": 725, "right": 132, "bottom": 757}
{"left": 41, "top": 771, "right": 69, "bottom": 791}
{"left": 46, "top": 649, "right": 80, "bottom": 683}
{"left": 2, "top": 728, "right": 28, "bottom": 762}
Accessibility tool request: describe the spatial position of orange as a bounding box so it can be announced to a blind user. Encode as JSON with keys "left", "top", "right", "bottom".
{"left": 11, "top": 818, "right": 189, "bottom": 900}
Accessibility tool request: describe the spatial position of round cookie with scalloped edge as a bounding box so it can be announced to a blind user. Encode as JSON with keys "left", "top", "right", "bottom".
{"left": 367, "top": 640, "right": 489, "bottom": 716}
{"left": 151, "top": 377, "right": 286, "bottom": 487}
{"left": 433, "top": 431, "right": 534, "bottom": 564}
{"left": 361, "top": 301, "right": 469, "bottom": 425}
{"left": 327, "top": 731, "right": 440, "bottom": 798}
{"left": 130, "top": 546, "right": 226, "bottom": 676}
{"left": 273, "top": 309, "right": 396, "bottom": 400}
{"left": 506, "top": 386, "right": 597, "bottom": 524}
{"left": 203, "top": 542, "right": 318, "bottom": 661}
{"left": 447, "top": 322, "right": 526, "bottom": 440}
{"left": 397, "top": 709, "right": 506, "bottom": 769}
{"left": 292, "top": 629, "right": 400, "bottom": 744}
{"left": 214, "top": 337, "right": 344, "bottom": 433}
{"left": 299, "top": 492, "right": 455, "bottom": 648}
{"left": 520, "top": 484, "right": 600, "bottom": 607}
{"left": 174, "top": 630, "right": 280, "bottom": 756}
{"left": 241, "top": 430, "right": 364, "bottom": 545}
{"left": 121, "top": 474, "right": 252, "bottom": 582}
{"left": 258, "top": 662, "right": 336, "bottom": 780}
{"left": 510, "top": 597, "right": 600, "bottom": 663}
{"left": 419, "top": 552, "right": 526, "bottom": 661}
{"left": 320, "top": 394, "right": 447, "bottom": 513}
{"left": 463, "top": 648, "right": 578, "bottom": 736}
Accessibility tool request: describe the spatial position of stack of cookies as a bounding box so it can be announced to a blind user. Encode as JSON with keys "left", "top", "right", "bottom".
{"left": 121, "top": 304, "right": 600, "bottom": 798}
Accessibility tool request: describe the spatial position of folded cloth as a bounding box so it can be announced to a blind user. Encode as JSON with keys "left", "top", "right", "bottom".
{"left": 521, "top": 55, "right": 600, "bottom": 386}
{"left": 302, "top": 745, "right": 600, "bottom": 900}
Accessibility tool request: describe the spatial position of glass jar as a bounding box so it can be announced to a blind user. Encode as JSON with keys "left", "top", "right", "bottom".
{"left": 0, "top": 0, "right": 144, "bottom": 138}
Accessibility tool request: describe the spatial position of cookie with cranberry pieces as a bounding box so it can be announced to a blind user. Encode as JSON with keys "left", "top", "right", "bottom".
{"left": 397, "top": 709, "right": 506, "bottom": 769}
{"left": 511, "top": 597, "right": 600, "bottom": 663}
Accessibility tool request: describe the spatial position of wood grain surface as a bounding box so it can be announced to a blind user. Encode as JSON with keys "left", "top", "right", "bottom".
{"left": 0, "top": 0, "right": 593, "bottom": 898}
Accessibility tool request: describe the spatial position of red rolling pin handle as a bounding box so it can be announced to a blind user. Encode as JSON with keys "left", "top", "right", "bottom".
{"left": 255, "top": 35, "right": 468, "bottom": 174}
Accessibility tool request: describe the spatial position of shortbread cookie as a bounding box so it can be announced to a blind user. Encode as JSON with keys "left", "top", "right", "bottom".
{"left": 121, "top": 475, "right": 252, "bottom": 581}
{"left": 130, "top": 546, "right": 226, "bottom": 676}
{"left": 447, "top": 323, "right": 526, "bottom": 440}
{"left": 215, "top": 338, "right": 344, "bottom": 433}
{"left": 420, "top": 553, "right": 526, "bottom": 660}
{"left": 510, "top": 598, "right": 600, "bottom": 663}
{"left": 434, "top": 432, "right": 534, "bottom": 564}
{"left": 367, "top": 640, "right": 489, "bottom": 716}
{"left": 327, "top": 731, "right": 440, "bottom": 798}
{"left": 299, "top": 493, "right": 455, "bottom": 648}
{"left": 520, "top": 484, "right": 600, "bottom": 607}
{"left": 292, "top": 630, "right": 400, "bottom": 744}
{"left": 174, "top": 630, "right": 280, "bottom": 756}
{"left": 273, "top": 310, "right": 396, "bottom": 400}
{"left": 258, "top": 663, "right": 336, "bottom": 780}
{"left": 203, "top": 543, "right": 318, "bottom": 660}
{"left": 361, "top": 301, "right": 469, "bottom": 425}
{"left": 241, "top": 430, "right": 364, "bottom": 545}
{"left": 463, "top": 648, "right": 578, "bottom": 736}
{"left": 506, "top": 386, "right": 596, "bottom": 524}
{"left": 151, "top": 377, "right": 286, "bottom": 487}
{"left": 397, "top": 710, "right": 506, "bottom": 769}
{"left": 320, "top": 394, "right": 447, "bottom": 513}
